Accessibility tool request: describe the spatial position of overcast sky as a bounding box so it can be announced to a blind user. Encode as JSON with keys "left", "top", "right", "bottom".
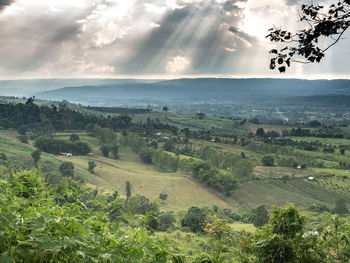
{"left": 0, "top": 0, "right": 349, "bottom": 79}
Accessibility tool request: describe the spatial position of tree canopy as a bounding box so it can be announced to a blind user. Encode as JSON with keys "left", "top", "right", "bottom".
{"left": 267, "top": 0, "right": 350, "bottom": 72}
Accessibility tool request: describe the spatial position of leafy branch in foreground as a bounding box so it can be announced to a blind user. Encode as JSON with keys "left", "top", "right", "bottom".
{"left": 0, "top": 170, "right": 181, "bottom": 262}
{"left": 267, "top": 0, "right": 350, "bottom": 72}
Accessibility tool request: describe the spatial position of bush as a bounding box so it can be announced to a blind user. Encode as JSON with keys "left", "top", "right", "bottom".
{"left": 262, "top": 155, "right": 274, "bottom": 166}
{"left": 181, "top": 207, "right": 206, "bottom": 233}
{"left": 139, "top": 148, "right": 153, "bottom": 164}
{"left": 34, "top": 136, "right": 91, "bottom": 155}
{"left": 158, "top": 212, "right": 176, "bottom": 232}
{"left": 59, "top": 162, "right": 74, "bottom": 178}
{"left": 18, "top": 135, "right": 29, "bottom": 144}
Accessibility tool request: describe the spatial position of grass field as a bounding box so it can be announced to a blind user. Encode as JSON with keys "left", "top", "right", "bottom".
{"left": 63, "top": 150, "right": 235, "bottom": 211}
{"left": 132, "top": 112, "right": 248, "bottom": 134}
{"left": 291, "top": 136, "right": 350, "bottom": 146}
{"left": 1, "top": 128, "right": 349, "bottom": 217}
{"left": 0, "top": 130, "right": 236, "bottom": 212}
{"left": 231, "top": 178, "right": 348, "bottom": 210}
{"left": 229, "top": 223, "right": 256, "bottom": 233}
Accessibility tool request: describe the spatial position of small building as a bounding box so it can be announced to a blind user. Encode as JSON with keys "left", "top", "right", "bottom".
{"left": 307, "top": 176, "right": 315, "bottom": 181}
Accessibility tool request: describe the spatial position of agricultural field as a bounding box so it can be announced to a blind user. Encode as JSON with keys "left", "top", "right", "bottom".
{"left": 0, "top": 131, "right": 235, "bottom": 211}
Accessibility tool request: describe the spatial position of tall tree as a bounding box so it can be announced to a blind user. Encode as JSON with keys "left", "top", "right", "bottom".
{"left": 111, "top": 144, "right": 119, "bottom": 159}
{"left": 100, "top": 144, "right": 109, "bottom": 157}
{"left": 88, "top": 160, "right": 96, "bottom": 173}
{"left": 254, "top": 205, "right": 269, "bottom": 227}
{"left": 267, "top": 0, "right": 350, "bottom": 72}
{"left": 256, "top": 128, "right": 265, "bottom": 137}
{"left": 31, "top": 149, "right": 41, "bottom": 167}
{"left": 125, "top": 181, "right": 132, "bottom": 207}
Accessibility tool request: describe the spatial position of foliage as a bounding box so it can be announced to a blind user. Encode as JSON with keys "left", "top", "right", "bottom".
{"left": 159, "top": 192, "right": 168, "bottom": 204}
{"left": 256, "top": 128, "right": 265, "bottom": 137}
{"left": 267, "top": 0, "right": 350, "bottom": 72}
{"left": 88, "top": 160, "right": 96, "bottom": 173}
{"left": 70, "top": 133, "right": 80, "bottom": 142}
{"left": 0, "top": 98, "right": 132, "bottom": 132}
{"left": 253, "top": 205, "right": 326, "bottom": 263}
{"left": 59, "top": 162, "right": 74, "bottom": 178}
{"left": 35, "top": 136, "right": 91, "bottom": 155}
{"left": 17, "top": 135, "right": 29, "bottom": 144}
{"left": 158, "top": 212, "right": 176, "bottom": 232}
{"left": 254, "top": 205, "right": 269, "bottom": 227}
{"left": 101, "top": 144, "right": 109, "bottom": 157}
{"left": 111, "top": 144, "right": 119, "bottom": 159}
{"left": 261, "top": 155, "right": 274, "bottom": 167}
{"left": 181, "top": 207, "right": 207, "bottom": 233}
{"left": 139, "top": 148, "right": 153, "bottom": 164}
{"left": 321, "top": 216, "right": 350, "bottom": 262}
{"left": 31, "top": 149, "right": 41, "bottom": 167}
{"left": 93, "top": 125, "right": 117, "bottom": 143}
{"left": 334, "top": 198, "right": 349, "bottom": 215}
{"left": 127, "top": 195, "right": 159, "bottom": 215}
{"left": 203, "top": 216, "right": 231, "bottom": 262}
{"left": 125, "top": 181, "right": 132, "bottom": 207}
{"left": 0, "top": 169, "right": 182, "bottom": 262}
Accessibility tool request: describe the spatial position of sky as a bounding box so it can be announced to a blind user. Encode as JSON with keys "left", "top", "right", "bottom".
{"left": 0, "top": 0, "right": 349, "bottom": 79}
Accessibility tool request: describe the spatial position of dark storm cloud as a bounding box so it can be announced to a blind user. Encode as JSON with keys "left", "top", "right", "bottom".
{"left": 0, "top": 0, "right": 15, "bottom": 11}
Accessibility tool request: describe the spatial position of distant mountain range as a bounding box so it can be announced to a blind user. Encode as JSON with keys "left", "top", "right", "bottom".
{"left": 0, "top": 79, "right": 157, "bottom": 97}
{"left": 33, "top": 78, "right": 350, "bottom": 106}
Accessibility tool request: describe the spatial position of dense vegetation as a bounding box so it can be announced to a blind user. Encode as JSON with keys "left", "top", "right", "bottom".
{"left": 1, "top": 97, "right": 350, "bottom": 262}
{"left": 0, "top": 98, "right": 132, "bottom": 132}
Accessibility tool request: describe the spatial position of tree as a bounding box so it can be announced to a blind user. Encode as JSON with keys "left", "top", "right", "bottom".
{"left": 100, "top": 144, "right": 109, "bottom": 157}
{"left": 334, "top": 198, "right": 349, "bottom": 215}
{"left": 158, "top": 212, "right": 176, "bottom": 231}
{"left": 70, "top": 134, "right": 80, "bottom": 142}
{"left": 18, "top": 135, "right": 29, "bottom": 144}
{"left": 340, "top": 148, "right": 345, "bottom": 155}
{"left": 139, "top": 148, "right": 153, "bottom": 164}
{"left": 159, "top": 192, "right": 168, "bottom": 204}
{"left": 181, "top": 206, "right": 207, "bottom": 233}
{"left": 267, "top": 0, "right": 350, "bottom": 73}
{"left": 254, "top": 205, "right": 269, "bottom": 227}
{"left": 262, "top": 155, "right": 274, "bottom": 166}
{"left": 162, "top": 106, "right": 168, "bottom": 112}
{"left": 254, "top": 205, "right": 326, "bottom": 263}
{"left": 125, "top": 181, "right": 132, "bottom": 207}
{"left": 163, "top": 141, "right": 175, "bottom": 152}
{"left": 31, "top": 149, "right": 41, "bottom": 167}
{"left": 111, "top": 144, "right": 119, "bottom": 159}
{"left": 88, "top": 160, "right": 96, "bottom": 173}
{"left": 256, "top": 127, "right": 265, "bottom": 137}
{"left": 127, "top": 194, "right": 158, "bottom": 215}
{"left": 18, "top": 125, "right": 27, "bottom": 135}
{"left": 59, "top": 162, "right": 74, "bottom": 178}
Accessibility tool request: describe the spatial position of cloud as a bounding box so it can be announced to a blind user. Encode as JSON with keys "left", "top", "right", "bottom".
{"left": 0, "top": 0, "right": 346, "bottom": 78}
{"left": 166, "top": 56, "right": 191, "bottom": 73}
{"left": 0, "top": 0, "right": 14, "bottom": 11}
{"left": 118, "top": 0, "right": 255, "bottom": 75}
{"left": 284, "top": 0, "right": 300, "bottom": 6}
